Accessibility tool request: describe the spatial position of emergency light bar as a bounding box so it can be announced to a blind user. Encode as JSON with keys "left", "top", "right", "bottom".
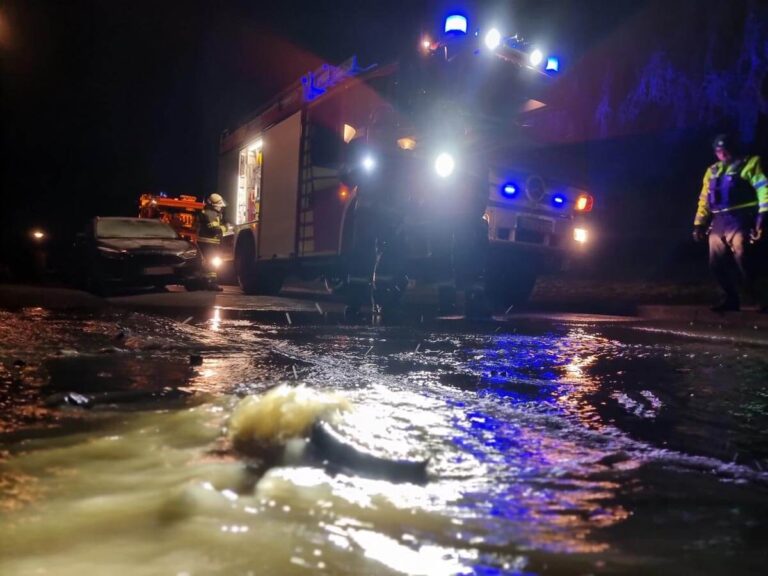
{"left": 552, "top": 193, "right": 566, "bottom": 207}
{"left": 501, "top": 183, "right": 519, "bottom": 198}
{"left": 445, "top": 14, "right": 468, "bottom": 34}
{"left": 546, "top": 57, "right": 560, "bottom": 72}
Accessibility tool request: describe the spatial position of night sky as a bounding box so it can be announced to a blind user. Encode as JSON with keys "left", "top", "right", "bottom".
{"left": 1, "top": 0, "right": 765, "bottom": 275}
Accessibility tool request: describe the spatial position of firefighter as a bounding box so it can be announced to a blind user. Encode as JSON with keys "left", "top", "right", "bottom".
{"left": 198, "top": 193, "right": 229, "bottom": 291}
{"left": 693, "top": 134, "right": 768, "bottom": 311}
{"left": 343, "top": 104, "right": 408, "bottom": 316}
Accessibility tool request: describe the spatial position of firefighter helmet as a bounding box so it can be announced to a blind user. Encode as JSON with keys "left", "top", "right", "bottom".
{"left": 207, "top": 193, "right": 226, "bottom": 209}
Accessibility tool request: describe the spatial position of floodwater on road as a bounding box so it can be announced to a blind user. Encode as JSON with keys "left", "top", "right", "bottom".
{"left": 1, "top": 305, "right": 767, "bottom": 575}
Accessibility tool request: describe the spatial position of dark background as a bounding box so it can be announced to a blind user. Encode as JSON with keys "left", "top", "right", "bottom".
{"left": 1, "top": 0, "right": 766, "bottom": 281}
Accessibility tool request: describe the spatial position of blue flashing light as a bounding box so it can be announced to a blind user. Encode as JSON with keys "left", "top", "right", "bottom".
{"left": 444, "top": 14, "right": 468, "bottom": 34}
{"left": 546, "top": 57, "right": 560, "bottom": 72}
{"left": 501, "top": 182, "right": 519, "bottom": 198}
{"left": 552, "top": 193, "right": 566, "bottom": 207}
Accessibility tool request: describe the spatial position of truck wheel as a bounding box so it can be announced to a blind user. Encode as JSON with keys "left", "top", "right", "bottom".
{"left": 235, "top": 235, "right": 260, "bottom": 294}
{"left": 484, "top": 269, "right": 537, "bottom": 312}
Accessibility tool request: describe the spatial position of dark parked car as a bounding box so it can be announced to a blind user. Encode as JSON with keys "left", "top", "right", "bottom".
{"left": 71, "top": 217, "right": 208, "bottom": 294}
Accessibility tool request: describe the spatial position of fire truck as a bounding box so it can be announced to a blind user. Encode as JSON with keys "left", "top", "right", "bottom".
{"left": 217, "top": 14, "right": 594, "bottom": 310}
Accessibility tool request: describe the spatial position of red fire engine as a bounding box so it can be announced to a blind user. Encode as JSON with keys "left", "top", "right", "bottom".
{"left": 217, "top": 14, "right": 594, "bottom": 310}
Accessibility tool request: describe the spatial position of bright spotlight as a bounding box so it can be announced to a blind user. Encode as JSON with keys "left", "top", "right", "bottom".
{"left": 434, "top": 153, "right": 455, "bottom": 178}
{"left": 211, "top": 256, "right": 223, "bottom": 269}
{"left": 362, "top": 155, "right": 376, "bottom": 172}
{"left": 530, "top": 49, "right": 544, "bottom": 66}
{"left": 484, "top": 28, "right": 502, "bottom": 50}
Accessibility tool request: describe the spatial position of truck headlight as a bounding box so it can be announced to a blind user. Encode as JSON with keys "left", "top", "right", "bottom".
{"left": 484, "top": 28, "right": 501, "bottom": 50}
{"left": 362, "top": 155, "right": 376, "bottom": 172}
{"left": 434, "top": 153, "right": 455, "bottom": 178}
{"left": 574, "top": 228, "right": 588, "bottom": 244}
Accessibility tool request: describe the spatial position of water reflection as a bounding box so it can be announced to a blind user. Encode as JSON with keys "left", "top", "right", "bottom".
{"left": 2, "top": 309, "right": 768, "bottom": 575}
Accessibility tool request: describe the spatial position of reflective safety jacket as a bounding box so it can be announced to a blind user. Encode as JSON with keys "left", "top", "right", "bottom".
{"left": 198, "top": 207, "right": 228, "bottom": 244}
{"left": 694, "top": 156, "right": 768, "bottom": 226}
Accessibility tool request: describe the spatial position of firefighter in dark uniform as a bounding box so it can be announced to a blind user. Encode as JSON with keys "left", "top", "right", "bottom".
{"left": 198, "top": 193, "right": 229, "bottom": 291}
{"left": 693, "top": 134, "right": 768, "bottom": 311}
{"left": 343, "top": 105, "right": 408, "bottom": 315}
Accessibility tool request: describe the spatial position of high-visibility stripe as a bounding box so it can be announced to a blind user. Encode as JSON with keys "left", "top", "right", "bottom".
{"left": 754, "top": 179, "right": 768, "bottom": 189}
{"left": 711, "top": 201, "right": 758, "bottom": 213}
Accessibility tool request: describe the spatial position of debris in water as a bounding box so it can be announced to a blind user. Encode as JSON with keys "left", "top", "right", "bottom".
{"left": 310, "top": 420, "right": 429, "bottom": 483}
{"left": 597, "top": 451, "right": 632, "bottom": 468}
{"left": 45, "top": 391, "right": 92, "bottom": 408}
{"left": 414, "top": 343, "right": 421, "bottom": 353}
{"left": 315, "top": 302, "right": 323, "bottom": 315}
{"left": 364, "top": 346, "right": 373, "bottom": 356}
{"left": 286, "top": 312, "right": 292, "bottom": 325}
{"left": 182, "top": 316, "right": 194, "bottom": 324}
{"left": 292, "top": 365, "right": 298, "bottom": 380}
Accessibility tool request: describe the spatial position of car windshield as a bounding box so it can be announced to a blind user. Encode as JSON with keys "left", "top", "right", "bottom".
{"left": 95, "top": 219, "right": 178, "bottom": 239}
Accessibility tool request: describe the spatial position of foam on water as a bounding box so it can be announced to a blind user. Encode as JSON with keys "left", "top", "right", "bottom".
{"left": 229, "top": 384, "right": 350, "bottom": 446}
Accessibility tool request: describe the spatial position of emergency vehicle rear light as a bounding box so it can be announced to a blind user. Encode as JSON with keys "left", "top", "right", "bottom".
{"left": 501, "top": 183, "right": 519, "bottom": 198}
{"left": 574, "top": 193, "right": 594, "bottom": 212}
{"left": 552, "top": 193, "right": 566, "bottom": 207}
{"left": 445, "top": 14, "right": 468, "bottom": 34}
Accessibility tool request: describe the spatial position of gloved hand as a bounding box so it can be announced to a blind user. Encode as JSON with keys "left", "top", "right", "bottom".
{"left": 692, "top": 225, "right": 708, "bottom": 243}
{"left": 750, "top": 214, "right": 765, "bottom": 243}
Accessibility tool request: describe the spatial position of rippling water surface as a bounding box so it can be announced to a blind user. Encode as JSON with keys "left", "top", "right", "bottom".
{"left": 1, "top": 307, "right": 767, "bottom": 575}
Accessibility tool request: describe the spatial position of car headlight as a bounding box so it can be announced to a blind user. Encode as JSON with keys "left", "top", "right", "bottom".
{"left": 180, "top": 249, "right": 199, "bottom": 259}
{"left": 434, "top": 153, "right": 455, "bottom": 178}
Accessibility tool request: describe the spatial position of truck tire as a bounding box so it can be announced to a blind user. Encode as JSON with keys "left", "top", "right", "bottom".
{"left": 235, "top": 234, "right": 260, "bottom": 294}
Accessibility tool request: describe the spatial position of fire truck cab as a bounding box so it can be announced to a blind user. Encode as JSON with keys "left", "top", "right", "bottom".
{"left": 218, "top": 14, "right": 594, "bottom": 309}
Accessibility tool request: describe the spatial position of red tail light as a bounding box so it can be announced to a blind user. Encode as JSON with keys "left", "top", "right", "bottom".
{"left": 574, "top": 193, "right": 594, "bottom": 212}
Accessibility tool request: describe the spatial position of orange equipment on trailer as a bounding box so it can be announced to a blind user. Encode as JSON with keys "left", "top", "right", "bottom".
{"left": 138, "top": 194, "right": 205, "bottom": 242}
